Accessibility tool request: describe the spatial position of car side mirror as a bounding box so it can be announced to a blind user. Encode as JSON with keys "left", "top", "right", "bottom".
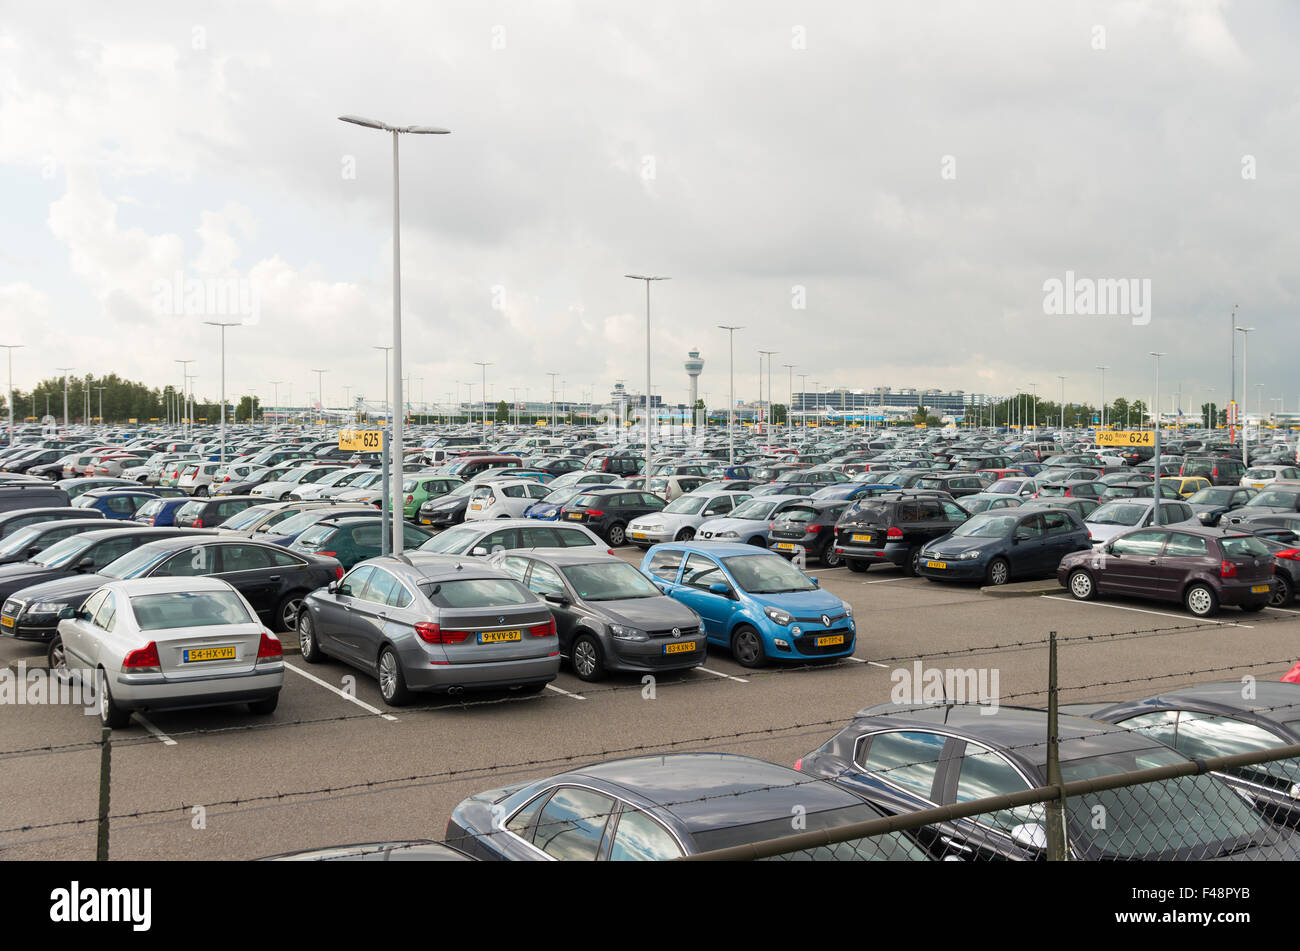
{"left": 327, "top": 580, "right": 338, "bottom": 594}
{"left": 543, "top": 592, "right": 570, "bottom": 605}
{"left": 708, "top": 582, "right": 730, "bottom": 596}
{"left": 1009, "top": 823, "right": 1048, "bottom": 852}
{"left": 471, "top": 546, "right": 488, "bottom": 557}
{"left": 74, "top": 556, "right": 95, "bottom": 572}
{"left": 58, "top": 607, "right": 75, "bottom": 620}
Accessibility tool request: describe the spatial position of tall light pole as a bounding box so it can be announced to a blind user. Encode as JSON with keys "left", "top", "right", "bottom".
{"left": 510, "top": 387, "right": 521, "bottom": 427}
{"left": 1229, "top": 304, "right": 1238, "bottom": 441}
{"left": 758, "top": 350, "right": 776, "bottom": 438}
{"left": 373, "top": 345, "right": 393, "bottom": 556}
{"left": 340, "top": 114, "right": 450, "bottom": 556}
{"left": 475, "top": 361, "right": 493, "bottom": 429}
{"left": 204, "top": 321, "right": 238, "bottom": 462}
{"left": 1236, "top": 327, "right": 1255, "bottom": 467}
{"left": 783, "top": 363, "right": 795, "bottom": 437}
{"left": 1028, "top": 382, "right": 1037, "bottom": 432}
{"left": 93, "top": 386, "right": 106, "bottom": 427}
{"left": 1150, "top": 352, "right": 1165, "bottom": 525}
{"left": 311, "top": 369, "right": 328, "bottom": 425}
{"left": 798, "top": 373, "right": 808, "bottom": 430}
{"left": 626, "top": 275, "right": 669, "bottom": 471}
{"left": 1095, "top": 365, "right": 1109, "bottom": 429}
{"left": 56, "top": 368, "right": 73, "bottom": 430}
{"left": 0, "top": 345, "right": 21, "bottom": 445}
{"left": 175, "top": 359, "right": 193, "bottom": 434}
{"left": 1057, "top": 376, "right": 1066, "bottom": 430}
{"left": 547, "top": 372, "right": 559, "bottom": 433}
{"left": 718, "top": 325, "right": 743, "bottom": 463}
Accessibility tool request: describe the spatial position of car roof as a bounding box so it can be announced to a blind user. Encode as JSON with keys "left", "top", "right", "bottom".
{"left": 503, "top": 548, "right": 625, "bottom": 567}
{"left": 651, "top": 540, "right": 780, "bottom": 558}
{"left": 380, "top": 552, "right": 511, "bottom": 583}
{"left": 106, "top": 575, "right": 234, "bottom": 595}
{"left": 567, "top": 753, "right": 863, "bottom": 834}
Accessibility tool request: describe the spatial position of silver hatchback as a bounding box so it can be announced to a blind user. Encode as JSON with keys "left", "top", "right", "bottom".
{"left": 297, "top": 554, "right": 559, "bottom": 705}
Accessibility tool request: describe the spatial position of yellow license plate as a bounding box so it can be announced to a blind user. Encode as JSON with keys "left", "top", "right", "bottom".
{"left": 663, "top": 641, "right": 697, "bottom": 655}
{"left": 183, "top": 646, "right": 236, "bottom": 663}
{"left": 1251, "top": 584, "right": 1270, "bottom": 594}
{"left": 926, "top": 560, "right": 947, "bottom": 570}
{"left": 420, "top": 519, "right": 432, "bottom": 525}
{"left": 815, "top": 634, "right": 845, "bottom": 647}
{"left": 851, "top": 533, "right": 871, "bottom": 543}
{"left": 1, "top": 616, "right": 13, "bottom": 628}
{"left": 775, "top": 542, "right": 797, "bottom": 551}
{"left": 567, "top": 513, "right": 583, "bottom": 520}
{"left": 631, "top": 531, "right": 647, "bottom": 539}
{"left": 478, "top": 629, "right": 522, "bottom": 644}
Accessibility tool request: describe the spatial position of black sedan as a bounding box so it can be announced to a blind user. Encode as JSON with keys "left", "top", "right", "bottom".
{"left": 445, "top": 753, "right": 932, "bottom": 861}
{"left": 0, "top": 506, "right": 104, "bottom": 540}
{"left": 15, "top": 535, "right": 341, "bottom": 638}
{"left": 417, "top": 482, "right": 474, "bottom": 528}
{"left": 489, "top": 549, "right": 706, "bottom": 681}
{"left": 917, "top": 509, "right": 1091, "bottom": 586}
{"left": 1066, "top": 682, "right": 1300, "bottom": 828}
{"left": 0, "top": 518, "right": 137, "bottom": 567}
{"left": 768, "top": 500, "right": 851, "bottom": 567}
{"left": 798, "top": 702, "right": 1300, "bottom": 860}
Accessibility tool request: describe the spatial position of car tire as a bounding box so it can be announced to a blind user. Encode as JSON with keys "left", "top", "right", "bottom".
{"left": 1184, "top": 583, "right": 1219, "bottom": 618}
{"left": 377, "top": 646, "right": 411, "bottom": 706}
{"left": 1067, "top": 569, "right": 1097, "bottom": 601}
{"left": 846, "top": 559, "right": 867, "bottom": 574}
{"left": 196, "top": 485, "right": 208, "bottom": 497}
{"left": 675, "top": 527, "right": 696, "bottom": 542}
{"left": 47, "top": 636, "right": 71, "bottom": 681}
{"left": 730, "top": 625, "right": 767, "bottom": 668}
{"left": 275, "top": 593, "right": 305, "bottom": 634}
{"left": 821, "top": 542, "right": 843, "bottom": 568}
{"left": 298, "top": 610, "right": 323, "bottom": 663}
{"left": 1269, "top": 575, "right": 1293, "bottom": 607}
{"left": 248, "top": 693, "right": 279, "bottom": 715}
{"left": 98, "top": 670, "right": 131, "bottom": 729}
{"left": 986, "top": 558, "right": 1011, "bottom": 587}
{"left": 571, "top": 634, "right": 605, "bottom": 682}
{"left": 902, "top": 547, "right": 920, "bottom": 577}
{"left": 607, "top": 523, "right": 626, "bottom": 546}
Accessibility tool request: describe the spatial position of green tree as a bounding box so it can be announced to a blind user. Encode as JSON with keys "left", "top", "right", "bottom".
{"left": 495, "top": 399, "right": 509, "bottom": 423}
{"left": 236, "top": 395, "right": 261, "bottom": 423}
{"left": 770, "top": 403, "right": 787, "bottom": 424}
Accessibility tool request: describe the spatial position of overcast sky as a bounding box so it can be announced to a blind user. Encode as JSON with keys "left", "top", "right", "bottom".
{"left": 2, "top": 0, "right": 1297, "bottom": 415}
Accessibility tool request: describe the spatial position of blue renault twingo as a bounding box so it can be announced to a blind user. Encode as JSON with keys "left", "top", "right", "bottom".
{"left": 639, "top": 542, "right": 855, "bottom": 667}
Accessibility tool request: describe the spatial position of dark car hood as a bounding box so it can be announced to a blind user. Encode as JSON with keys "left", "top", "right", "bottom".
{"left": 0, "top": 563, "right": 69, "bottom": 596}
{"left": 925, "top": 535, "right": 995, "bottom": 555}
{"left": 592, "top": 596, "right": 700, "bottom": 630}
{"left": 5, "top": 571, "right": 109, "bottom": 606}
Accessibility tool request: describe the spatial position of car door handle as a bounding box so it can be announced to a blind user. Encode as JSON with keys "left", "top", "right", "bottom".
{"left": 939, "top": 835, "right": 973, "bottom": 853}
{"left": 1146, "top": 559, "right": 1157, "bottom": 565}
{"left": 268, "top": 575, "right": 280, "bottom": 581}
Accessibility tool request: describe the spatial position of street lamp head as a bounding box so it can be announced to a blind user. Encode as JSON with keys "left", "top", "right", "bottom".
{"left": 339, "top": 116, "right": 450, "bottom": 135}
{"left": 339, "top": 114, "right": 387, "bottom": 130}
{"left": 626, "top": 275, "right": 669, "bottom": 281}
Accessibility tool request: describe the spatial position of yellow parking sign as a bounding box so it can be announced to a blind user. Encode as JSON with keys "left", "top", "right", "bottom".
{"left": 1095, "top": 430, "right": 1153, "bottom": 447}
{"left": 339, "top": 429, "right": 384, "bottom": 452}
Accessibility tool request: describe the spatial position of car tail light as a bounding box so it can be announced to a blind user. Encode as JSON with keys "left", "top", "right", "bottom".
{"left": 333, "top": 566, "right": 344, "bottom": 580}
{"left": 406, "top": 495, "right": 414, "bottom": 503}
{"left": 1275, "top": 549, "right": 1300, "bottom": 561}
{"left": 586, "top": 509, "right": 604, "bottom": 518}
{"left": 257, "top": 632, "right": 283, "bottom": 660}
{"left": 122, "top": 642, "right": 161, "bottom": 672}
{"left": 1220, "top": 560, "right": 1238, "bottom": 578}
{"left": 529, "top": 618, "right": 556, "bottom": 638}
{"left": 794, "top": 757, "right": 803, "bottom": 771}
{"left": 223, "top": 475, "right": 231, "bottom": 481}
{"left": 886, "top": 526, "right": 903, "bottom": 538}
{"left": 806, "top": 524, "right": 824, "bottom": 533}
{"left": 1212, "top": 467, "right": 1220, "bottom": 479}
{"left": 769, "top": 521, "right": 776, "bottom": 531}
{"left": 415, "top": 622, "right": 469, "bottom": 644}
{"left": 193, "top": 517, "right": 203, "bottom": 528}
{"left": 316, "top": 550, "right": 337, "bottom": 558}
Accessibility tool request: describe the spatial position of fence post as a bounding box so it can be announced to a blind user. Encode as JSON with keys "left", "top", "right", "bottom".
{"left": 97, "top": 725, "right": 111, "bottom": 861}
{"left": 1044, "top": 630, "right": 1067, "bottom": 860}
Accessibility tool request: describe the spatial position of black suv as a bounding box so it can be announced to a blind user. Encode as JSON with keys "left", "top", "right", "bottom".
{"left": 558, "top": 487, "right": 666, "bottom": 546}
{"left": 768, "top": 500, "right": 852, "bottom": 567}
{"left": 910, "top": 473, "right": 986, "bottom": 498}
{"left": 1180, "top": 455, "right": 1247, "bottom": 486}
{"left": 834, "top": 492, "right": 970, "bottom": 575}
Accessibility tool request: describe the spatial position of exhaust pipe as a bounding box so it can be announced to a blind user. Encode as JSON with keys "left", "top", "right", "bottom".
{"left": 447, "top": 685, "right": 465, "bottom": 696}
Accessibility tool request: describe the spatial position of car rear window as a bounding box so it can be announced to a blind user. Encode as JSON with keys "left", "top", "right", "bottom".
{"left": 131, "top": 591, "right": 255, "bottom": 629}
{"left": 1220, "top": 535, "right": 1271, "bottom": 559}
{"left": 420, "top": 578, "right": 536, "bottom": 608}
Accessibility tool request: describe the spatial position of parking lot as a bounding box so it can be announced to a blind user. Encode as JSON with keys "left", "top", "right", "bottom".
{"left": 4, "top": 544, "right": 1296, "bottom": 861}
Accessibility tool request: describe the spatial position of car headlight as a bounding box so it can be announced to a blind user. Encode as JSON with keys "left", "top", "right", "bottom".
{"left": 959, "top": 550, "right": 981, "bottom": 560}
{"left": 29, "top": 601, "right": 68, "bottom": 615}
{"left": 714, "top": 530, "right": 738, "bottom": 539}
{"left": 609, "top": 624, "right": 648, "bottom": 641}
{"left": 842, "top": 602, "right": 853, "bottom": 617}
{"left": 764, "top": 606, "right": 793, "bottom": 625}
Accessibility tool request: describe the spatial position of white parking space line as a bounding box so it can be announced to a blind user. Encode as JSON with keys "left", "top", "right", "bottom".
{"left": 864, "top": 576, "right": 913, "bottom": 584}
{"left": 1041, "top": 596, "right": 1254, "bottom": 629}
{"left": 1264, "top": 606, "right": 1300, "bottom": 615}
{"left": 844, "top": 656, "right": 866, "bottom": 663}
{"left": 697, "top": 666, "right": 750, "bottom": 684}
{"left": 545, "top": 683, "right": 586, "bottom": 700}
{"left": 132, "top": 713, "right": 176, "bottom": 746}
{"left": 285, "top": 662, "right": 398, "bottom": 720}
{"left": 867, "top": 661, "right": 890, "bottom": 669}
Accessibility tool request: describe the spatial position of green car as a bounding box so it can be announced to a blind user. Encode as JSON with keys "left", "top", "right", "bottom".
{"left": 290, "top": 515, "right": 434, "bottom": 569}
{"left": 403, "top": 476, "right": 464, "bottom": 520}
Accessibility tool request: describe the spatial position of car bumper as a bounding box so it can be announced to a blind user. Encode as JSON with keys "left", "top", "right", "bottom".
{"left": 836, "top": 541, "right": 907, "bottom": 567}
{"left": 1218, "top": 581, "right": 1273, "bottom": 607}
{"left": 400, "top": 653, "right": 560, "bottom": 692}
{"left": 418, "top": 511, "right": 462, "bottom": 527}
{"left": 760, "top": 623, "right": 856, "bottom": 660}
{"left": 916, "top": 557, "right": 988, "bottom": 580}
{"left": 604, "top": 635, "right": 708, "bottom": 671}
{"left": 111, "top": 664, "right": 284, "bottom": 711}
{"left": 626, "top": 526, "right": 675, "bottom": 546}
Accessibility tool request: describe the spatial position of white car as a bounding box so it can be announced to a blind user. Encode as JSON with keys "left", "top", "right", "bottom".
{"left": 627, "top": 491, "right": 754, "bottom": 547}
{"left": 465, "top": 479, "right": 553, "bottom": 520}
{"left": 53, "top": 576, "right": 284, "bottom": 728}
{"left": 1084, "top": 499, "right": 1196, "bottom": 546}
{"left": 289, "top": 467, "right": 378, "bottom": 501}
{"left": 251, "top": 464, "right": 349, "bottom": 501}
{"left": 1240, "top": 466, "right": 1300, "bottom": 491}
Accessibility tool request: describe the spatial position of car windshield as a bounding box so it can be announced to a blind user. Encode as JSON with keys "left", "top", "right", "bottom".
{"left": 419, "top": 525, "right": 480, "bottom": 554}
{"left": 694, "top": 803, "right": 930, "bottom": 860}
{"left": 560, "top": 562, "right": 661, "bottom": 601}
{"left": 131, "top": 590, "right": 255, "bottom": 629}
{"left": 446, "top": 482, "right": 475, "bottom": 499}
{"left": 1249, "top": 490, "right": 1300, "bottom": 508}
{"left": 1088, "top": 502, "right": 1148, "bottom": 526}
{"left": 952, "top": 514, "right": 1018, "bottom": 538}
{"left": 0, "top": 526, "right": 47, "bottom": 557}
{"left": 31, "top": 535, "right": 95, "bottom": 568}
{"left": 988, "top": 480, "right": 1023, "bottom": 494}
{"left": 1060, "top": 748, "right": 1277, "bottom": 859}
{"left": 421, "top": 578, "right": 534, "bottom": 608}
{"left": 721, "top": 554, "right": 817, "bottom": 594}
{"left": 101, "top": 546, "right": 170, "bottom": 579}
{"left": 664, "top": 495, "right": 707, "bottom": 515}
{"left": 730, "top": 499, "right": 778, "bottom": 520}
{"left": 220, "top": 505, "right": 274, "bottom": 531}
{"left": 1187, "top": 487, "right": 1237, "bottom": 506}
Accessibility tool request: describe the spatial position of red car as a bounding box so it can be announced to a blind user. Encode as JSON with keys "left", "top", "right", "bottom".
{"left": 1283, "top": 662, "right": 1300, "bottom": 684}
